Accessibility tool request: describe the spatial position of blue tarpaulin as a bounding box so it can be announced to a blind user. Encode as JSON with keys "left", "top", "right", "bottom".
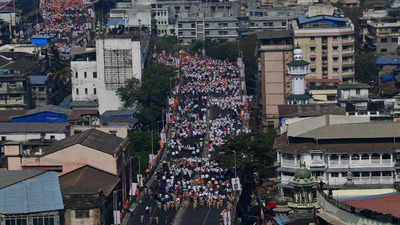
{"left": 31, "top": 35, "right": 52, "bottom": 47}
{"left": 12, "top": 111, "right": 67, "bottom": 123}
{"left": 381, "top": 75, "right": 395, "bottom": 83}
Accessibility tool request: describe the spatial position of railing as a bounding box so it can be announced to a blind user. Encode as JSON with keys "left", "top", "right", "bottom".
{"left": 311, "top": 160, "right": 325, "bottom": 167}
{"left": 281, "top": 159, "right": 298, "bottom": 168}
{"left": 328, "top": 159, "right": 393, "bottom": 167}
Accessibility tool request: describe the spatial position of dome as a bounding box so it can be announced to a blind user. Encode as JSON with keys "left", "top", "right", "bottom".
{"left": 294, "top": 48, "right": 302, "bottom": 56}
{"left": 294, "top": 167, "right": 311, "bottom": 179}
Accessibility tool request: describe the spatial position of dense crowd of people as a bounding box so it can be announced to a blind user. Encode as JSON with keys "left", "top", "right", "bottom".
{"left": 37, "top": 0, "right": 94, "bottom": 50}
{"left": 134, "top": 52, "right": 250, "bottom": 224}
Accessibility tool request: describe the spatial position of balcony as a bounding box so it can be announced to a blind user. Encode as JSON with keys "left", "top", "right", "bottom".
{"left": 328, "top": 159, "right": 394, "bottom": 168}
{"left": 0, "top": 86, "right": 25, "bottom": 94}
{"left": 259, "top": 44, "right": 292, "bottom": 51}
{"left": 342, "top": 39, "right": 354, "bottom": 45}
{"left": 311, "top": 160, "right": 325, "bottom": 167}
{"left": 281, "top": 159, "right": 299, "bottom": 168}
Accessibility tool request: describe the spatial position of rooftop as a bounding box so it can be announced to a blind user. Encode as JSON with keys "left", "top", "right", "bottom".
{"left": 0, "top": 170, "right": 64, "bottom": 214}
{"left": 278, "top": 104, "right": 345, "bottom": 118}
{"left": 44, "top": 129, "right": 125, "bottom": 156}
{"left": 337, "top": 83, "right": 370, "bottom": 89}
{"left": 0, "top": 122, "right": 68, "bottom": 134}
{"left": 59, "top": 165, "right": 119, "bottom": 196}
{"left": 256, "top": 30, "right": 293, "bottom": 40}
{"left": 343, "top": 193, "right": 400, "bottom": 218}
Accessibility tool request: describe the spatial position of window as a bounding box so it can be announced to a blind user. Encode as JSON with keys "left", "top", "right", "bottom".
{"left": 341, "top": 172, "right": 347, "bottom": 177}
{"left": 381, "top": 38, "right": 388, "bottom": 43}
{"left": 76, "top": 88, "right": 79, "bottom": 95}
{"left": 322, "top": 46, "right": 327, "bottom": 50}
{"left": 75, "top": 72, "right": 78, "bottom": 78}
{"left": 330, "top": 154, "right": 338, "bottom": 160}
{"left": 6, "top": 217, "right": 27, "bottom": 225}
{"left": 311, "top": 68, "right": 316, "bottom": 73}
{"left": 50, "top": 135, "right": 55, "bottom": 141}
{"left": 85, "top": 88, "right": 88, "bottom": 94}
{"left": 341, "top": 154, "right": 349, "bottom": 160}
{"left": 1, "top": 136, "right": 5, "bottom": 141}
{"left": 33, "top": 216, "right": 55, "bottom": 225}
{"left": 356, "top": 89, "right": 360, "bottom": 95}
{"left": 333, "top": 36, "right": 337, "bottom": 40}
{"left": 331, "top": 172, "right": 339, "bottom": 177}
{"left": 178, "top": 23, "right": 182, "bottom": 28}
{"left": 333, "top": 57, "right": 338, "bottom": 61}
{"left": 281, "top": 21, "right": 286, "bottom": 26}
{"left": 361, "top": 153, "right": 369, "bottom": 160}
{"left": 39, "top": 87, "right": 45, "bottom": 92}
{"left": 310, "top": 57, "right": 316, "bottom": 62}
{"left": 93, "top": 72, "right": 97, "bottom": 79}
{"left": 333, "top": 68, "right": 338, "bottom": 73}
{"left": 84, "top": 72, "right": 87, "bottom": 79}
{"left": 332, "top": 46, "right": 338, "bottom": 50}
{"left": 393, "top": 37, "right": 398, "bottom": 43}
{"left": 191, "top": 31, "right": 196, "bottom": 36}
{"left": 75, "top": 209, "right": 90, "bottom": 218}
{"left": 382, "top": 153, "right": 391, "bottom": 160}
{"left": 310, "top": 47, "right": 316, "bottom": 52}
{"left": 351, "top": 154, "right": 360, "bottom": 160}
{"left": 382, "top": 171, "right": 392, "bottom": 176}
{"left": 191, "top": 23, "right": 195, "bottom": 28}
{"left": 371, "top": 171, "right": 380, "bottom": 176}
{"left": 93, "top": 88, "right": 97, "bottom": 95}
{"left": 310, "top": 37, "right": 315, "bottom": 40}
{"left": 205, "top": 31, "right": 210, "bottom": 35}
{"left": 381, "top": 48, "right": 388, "bottom": 53}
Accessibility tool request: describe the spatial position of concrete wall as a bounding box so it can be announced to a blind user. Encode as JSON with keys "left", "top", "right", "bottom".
{"left": 339, "top": 88, "right": 369, "bottom": 100}
{"left": 70, "top": 125, "right": 129, "bottom": 138}
{"left": 96, "top": 38, "right": 142, "bottom": 113}
{"left": 41, "top": 144, "right": 117, "bottom": 175}
{"left": 65, "top": 208, "right": 100, "bottom": 225}
{"left": 0, "top": 133, "right": 66, "bottom": 142}
{"left": 260, "top": 49, "right": 292, "bottom": 128}
{"left": 71, "top": 61, "right": 99, "bottom": 102}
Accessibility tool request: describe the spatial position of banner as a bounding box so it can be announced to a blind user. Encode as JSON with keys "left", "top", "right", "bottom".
{"left": 161, "top": 132, "right": 166, "bottom": 143}
{"left": 137, "top": 174, "right": 143, "bottom": 187}
{"left": 130, "top": 183, "right": 138, "bottom": 196}
{"left": 231, "top": 177, "right": 241, "bottom": 191}
{"left": 113, "top": 210, "right": 121, "bottom": 225}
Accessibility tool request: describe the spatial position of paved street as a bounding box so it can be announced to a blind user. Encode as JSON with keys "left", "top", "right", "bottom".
{"left": 126, "top": 53, "right": 249, "bottom": 225}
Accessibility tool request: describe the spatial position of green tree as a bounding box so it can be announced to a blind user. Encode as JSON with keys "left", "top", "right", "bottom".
{"left": 215, "top": 129, "right": 276, "bottom": 178}
{"left": 117, "top": 63, "right": 177, "bottom": 129}
{"left": 355, "top": 52, "right": 377, "bottom": 83}
{"left": 46, "top": 61, "right": 72, "bottom": 105}
{"left": 128, "top": 131, "right": 159, "bottom": 177}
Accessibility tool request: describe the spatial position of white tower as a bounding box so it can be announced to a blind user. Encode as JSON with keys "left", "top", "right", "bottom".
{"left": 287, "top": 46, "right": 312, "bottom": 104}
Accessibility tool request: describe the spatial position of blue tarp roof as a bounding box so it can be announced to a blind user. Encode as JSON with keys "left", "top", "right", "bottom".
{"left": 298, "top": 15, "right": 347, "bottom": 26}
{"left": 31, "top": 35, "right": 53, "bottom": 47}
{"left": 376, "top": 56, "right": 400, "bottom": 65}
{"left": 0, "top": 171, "right": 64, "bottom": 214}
{"left": 28, "top": 75, "right": 47, "bottom": 85}
{"left": 107, "top": 18, "right": 127, "bottom": 27}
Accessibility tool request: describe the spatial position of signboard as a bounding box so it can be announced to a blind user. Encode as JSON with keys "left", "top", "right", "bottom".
{"left": 137, "top": 174, "right": 143, "bottom": 187}
{"left": 231, "top": 177, "right": 241, "bottom": 191}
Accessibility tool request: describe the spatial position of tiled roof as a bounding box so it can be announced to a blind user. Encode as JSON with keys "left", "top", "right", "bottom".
{"left": 0, "top": 122, "right": 68, "bottom": 134}
{"left": 0, "top": 171, "right": 64, "bottom": 214}
{"left": 274, "top": 135, "right": 400, "bottom": 154}
{"left": 343, "top": 193, "right": 400, "bottom": 218}
{"left": 59, "top": 165, "right": 119, "bottom": 196}
{"left": 278, "top": 104, "right": 345, "bottom": 118}
{"left": 0, "top": 170, "right": 44, "bottom": 189}
{"left": 44, "top": 129, "right": 124, "bottom": 156}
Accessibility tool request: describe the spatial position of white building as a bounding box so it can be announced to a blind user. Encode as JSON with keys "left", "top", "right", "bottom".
{"left": 275, "top": 115, "right": 400, "bottom": 187}
{"left": 337, "top": 83, "right": 370, "bottom": 111}
{"left": 109, "top": 2, "right": 152, "bottom": 29}
{"left": 71, "top": 36, "right": 142, "bottom": 113}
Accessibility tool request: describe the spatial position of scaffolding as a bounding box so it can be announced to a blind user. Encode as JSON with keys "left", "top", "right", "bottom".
{"left": 103, "top": 48, "right": 133, "bottom": 90}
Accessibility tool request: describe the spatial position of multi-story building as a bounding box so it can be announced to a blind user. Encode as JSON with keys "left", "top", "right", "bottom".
{"left": 108, "top": 2, "right": 152, "bottom": 30}
{"left": 337, "top": 83, "right": 370, "bottom": 112}
{"left": 275, "top": 115, "right": 400, "bottom": 187}
{"left": 71, "top": 31, "right": 149, "bottom": 113}
{"left": 363, "top": 9, "right": 400, "bottom": 56}
{"left": 176, "top": 4, "right": 308, "bottom": 44}
{"left": 28, "top": 75, "right": 48, "bottom": 107}
{"left": 293, "top": 5, "right": 355, "bottom": 84}
{"left": 257, "top": 30, "right": 293, "bottom": 129}
{"left": 0, "top": 72, "right": 31, "bottom": 110}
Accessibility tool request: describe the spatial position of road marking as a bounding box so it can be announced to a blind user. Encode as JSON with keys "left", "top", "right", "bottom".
{"left": 201, "top": 208, "right": 212, "bottom": 225}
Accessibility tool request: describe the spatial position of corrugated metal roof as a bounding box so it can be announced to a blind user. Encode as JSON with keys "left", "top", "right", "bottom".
{"left": 0, "top": 122, "right": 67, "bottom": 134}
{"left": 0, "top": 171, "right": 64, "bottom": 214}
{"left": 298, "top": 15, "right": 347, "bottom": 25}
